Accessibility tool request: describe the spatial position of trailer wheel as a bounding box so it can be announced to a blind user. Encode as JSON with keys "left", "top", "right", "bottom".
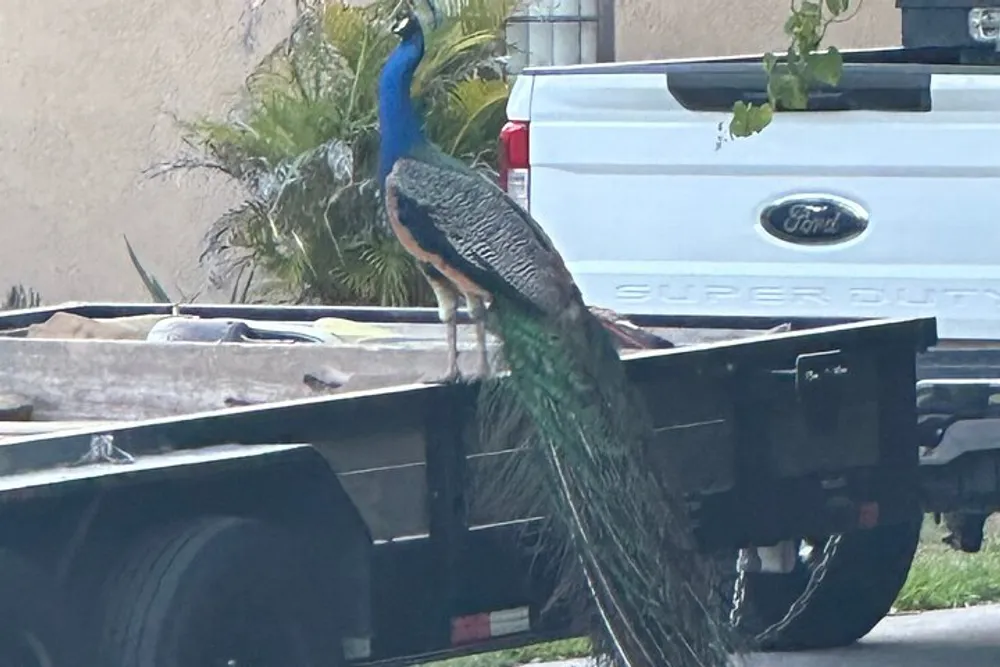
{"left": 0, "top": 549, "right": 74, "bottom": 666}
{"left": 726, "top": 516, "right": 922, "bottom": 651}
{"left": 97, "top": 516, "right": 336, "bottom": 667}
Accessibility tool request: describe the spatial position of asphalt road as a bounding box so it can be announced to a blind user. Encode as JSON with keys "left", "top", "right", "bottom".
{"left": 539, "top": 605, "right": 1000, "bottom": 667}
{"left": 739, "top": 605, "right": 1000, "bottom": 666}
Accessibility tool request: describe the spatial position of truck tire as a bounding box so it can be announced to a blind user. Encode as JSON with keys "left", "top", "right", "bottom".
{"left": 96, "top": 516, "right": 337, "bottom": 667}
{"left": 726, "top": 516, "right": 922, "bottom": 651}
{"left": 0, "top": 548, "right": 75, "bottom": 666}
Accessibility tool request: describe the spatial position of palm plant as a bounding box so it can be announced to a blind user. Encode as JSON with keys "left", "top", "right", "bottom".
{"left": 155, "top": 0, "right": 515, "bottom": 306}
{"left": 1, "top": 285, "right": 42, "bottom": 311}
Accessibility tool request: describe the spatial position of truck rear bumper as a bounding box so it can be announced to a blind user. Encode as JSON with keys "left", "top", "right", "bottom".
{"left": 916, "top": 378, "right": 1000, "bottom": 514}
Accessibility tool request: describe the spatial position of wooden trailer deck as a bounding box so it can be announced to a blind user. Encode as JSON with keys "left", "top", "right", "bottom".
{"left": 0, "top": 307, "right": 771, "bottom": 430}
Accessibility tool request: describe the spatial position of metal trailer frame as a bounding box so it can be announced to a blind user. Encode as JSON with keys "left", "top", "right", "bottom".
{"left": 0, "top": 304, "right": 938, "bottom": 664}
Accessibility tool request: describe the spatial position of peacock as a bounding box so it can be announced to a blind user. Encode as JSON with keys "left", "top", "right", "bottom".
{"left": 377, "top": 6, "right": 739, "bottom": 667}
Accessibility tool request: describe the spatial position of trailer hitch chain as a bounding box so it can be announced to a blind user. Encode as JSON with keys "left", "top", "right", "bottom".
{"left": 730, "top": 534, "right": 843, "bottom": 646}
{"left": 71, "top": 434, "right": 135, "bottom": 466}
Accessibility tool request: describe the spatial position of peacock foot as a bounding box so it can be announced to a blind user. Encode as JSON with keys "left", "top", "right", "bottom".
{"left": 424, "top": 366, "right": 462, "bottom": 385}
{"left": 462, "top": 364, "right": 493, "bottom": 383}
{"left": 474, "top": 352, "right": 492, "bottom": 380}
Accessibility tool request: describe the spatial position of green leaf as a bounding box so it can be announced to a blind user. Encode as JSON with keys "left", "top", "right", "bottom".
{"left": 728, "top": 101, "right": 774, "bottom": 138}
{"left": 825, "top": 0, "right": 850, "bottom": 16}
{"left": 747, "top": 102, "right": 775, "bottom": 135}
{"left": 786, "top": 2, "right": 824, "bottom": 52}
{"left": 729, "top": 101, "right": 750, "bottom": 138}
{"left": 798, "top": 1, "right": 823, "bottom": 21}
{"left": 770, "top": 73, "right": 809, "bottom": 110}
{"left": 762, "top": 52, "right": 778, "bottom": 74}
{"left": 808, "top": 47, "right": 844, "bottom": 86}
{"left": 783, "top": 12, "right": 799, "bottom": 34}
{"left": 123, "top": 234, "right": 174, "bottom": 303}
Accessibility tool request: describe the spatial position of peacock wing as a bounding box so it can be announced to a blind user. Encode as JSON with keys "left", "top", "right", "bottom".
{"left": 385, "top": 157, "right": 579, "bottom": 316}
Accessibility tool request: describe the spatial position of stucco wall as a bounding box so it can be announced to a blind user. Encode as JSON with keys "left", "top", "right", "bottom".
{"left": 0, "top": 0, "right": 296, "bottom": 303}
{"left": 615, "top": 0, "right": 901, "bottom": 61}
{"left": 0, "top": 0, "right": 901, "bottom": 303}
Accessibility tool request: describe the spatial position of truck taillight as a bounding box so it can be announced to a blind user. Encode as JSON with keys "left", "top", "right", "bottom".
{"left": 499, "top": 121, "right": 530, "bottom": 211}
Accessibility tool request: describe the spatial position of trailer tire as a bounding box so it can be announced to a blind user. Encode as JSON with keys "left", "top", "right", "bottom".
{"left": 728, "top": 516, "right": 923, "bottom": 651}
{"left": 0, "top": 549, "right": 75, "bottom": 666}
{"left": 96, "top": 516, "right": 338, "bottom": 667}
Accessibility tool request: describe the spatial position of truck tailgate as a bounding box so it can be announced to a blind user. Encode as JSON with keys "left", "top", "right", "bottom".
{"left": 520, "top": 60, "right": 1000, "bottom": 340}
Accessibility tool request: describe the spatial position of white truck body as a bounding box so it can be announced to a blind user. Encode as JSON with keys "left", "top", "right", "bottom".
{"left": 502, "top": 49, "right": 1000, "bottom": 341}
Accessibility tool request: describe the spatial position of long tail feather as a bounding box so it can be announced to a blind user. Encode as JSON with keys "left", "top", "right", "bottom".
{"left": 478, "top": 294, "right": 740, "bottom": 667}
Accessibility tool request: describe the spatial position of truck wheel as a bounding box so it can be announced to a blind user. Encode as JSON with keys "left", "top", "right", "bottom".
{"left": 726, "top": 516, "right": 922, "bottom": 651}
{"left": 97, "top": 516, "right": 336, "bottom": 667}
{"left": 0, "top": 549, "right": 74, "bottom": 666}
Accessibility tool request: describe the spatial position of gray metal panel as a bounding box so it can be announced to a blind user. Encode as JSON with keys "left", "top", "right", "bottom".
{"left": 0, "top": 443, "right": 315, "bottom": 504}
{"left": 596, "top": 0, "right": 615, "bottom": 62}
{"left": 665, "top": 63, "right": 932, "bottom": 112}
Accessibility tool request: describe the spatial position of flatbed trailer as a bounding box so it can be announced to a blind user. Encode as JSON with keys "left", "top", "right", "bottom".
{"left": 0, "top": 302, "right": 992, "bottom": 666}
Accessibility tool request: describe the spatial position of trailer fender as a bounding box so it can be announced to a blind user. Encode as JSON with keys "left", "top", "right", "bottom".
{"left": 0, "top": 443, "right": 374, "bottom": 649}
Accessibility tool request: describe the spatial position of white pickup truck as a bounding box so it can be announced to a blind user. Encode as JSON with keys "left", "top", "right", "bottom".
{"left": 500, "top": 45, "right": 1000, "bottom": 341}
{"left": 500, "top": 39, "right": 1000, "bottom": 650}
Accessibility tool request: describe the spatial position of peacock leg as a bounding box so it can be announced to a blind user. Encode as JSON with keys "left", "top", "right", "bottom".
{"left": 466, "top": 294, "right": 490, "bottom": 378}
{"left": 422, "top": 265, "right": 461, "bottom": 384}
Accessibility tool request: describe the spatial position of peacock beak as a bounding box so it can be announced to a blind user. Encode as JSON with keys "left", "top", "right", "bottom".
{"left": 391, "top": 15, "right": 411, "bottom": 36}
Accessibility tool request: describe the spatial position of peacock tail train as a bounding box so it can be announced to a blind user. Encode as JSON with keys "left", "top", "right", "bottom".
{"left": 477, "top": 292, "right": 741, "bottom": 667}
{"left": 375, "top": 6, "right": 738, "bottom": 664}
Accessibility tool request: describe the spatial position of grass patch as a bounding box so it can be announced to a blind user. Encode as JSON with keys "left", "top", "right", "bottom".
{"left": 895, "top": 515, "right": 1000, "bottom": 612}
{"left": 422, "top": 638, "right": 591, "bottom": 667}
{"left": 426, "top": 517, "right": 1000, "bottom": 667}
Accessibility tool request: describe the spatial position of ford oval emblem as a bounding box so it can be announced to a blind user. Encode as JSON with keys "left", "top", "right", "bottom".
{"left": 759, "top": 194, "right": 869, "bottom": 246}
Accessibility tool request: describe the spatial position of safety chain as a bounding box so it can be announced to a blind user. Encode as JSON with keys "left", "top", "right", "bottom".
{"left": 729, "top": 534, "right": 844, "bottom": 647}
{"left": 72, "top": 434, "right": 136, "bottom": 466}
{"left": 728, "top": 549, "right": 749, "bottom": 629}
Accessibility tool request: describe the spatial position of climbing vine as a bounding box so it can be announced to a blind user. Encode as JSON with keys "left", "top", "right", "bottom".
{"left": 723, "top": 0, "right": 862, "bottom": 143}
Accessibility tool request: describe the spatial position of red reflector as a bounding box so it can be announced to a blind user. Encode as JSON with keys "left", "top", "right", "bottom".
{"left": 858, "top": 501, "right": 879, "bottom": 529}
{"left": 499, "top": 121, "right": 529, "bottom": 170}
{"left": 451, "top": 613, "right": 491, "bottom": 645}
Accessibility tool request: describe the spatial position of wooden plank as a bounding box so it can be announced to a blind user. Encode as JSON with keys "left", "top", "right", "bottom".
{"left": 0, "top": 337, "right": 492, "bottom": 421}
{"left": 0, "top": 420, "right": 121, "bottom": 435}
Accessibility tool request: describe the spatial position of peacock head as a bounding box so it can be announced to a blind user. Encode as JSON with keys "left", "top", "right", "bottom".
{"left": 390, "top": 10, "right": 421, "bottom": 40}
{"left": 392, "top": 11, "right": 422, "bottom": 41}
{"left": 388, "top": 0, "right": 440, "bottom": 41}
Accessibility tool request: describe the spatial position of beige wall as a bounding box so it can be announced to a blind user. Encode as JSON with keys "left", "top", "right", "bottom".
{"left": 616, "top": 0, "right": 901, "bottom": 61}
{"left": 0, "top": 0, "right": 297, "bottom": 304}
{"left": 0, "top": 0, "right": 901, "bottom": 304}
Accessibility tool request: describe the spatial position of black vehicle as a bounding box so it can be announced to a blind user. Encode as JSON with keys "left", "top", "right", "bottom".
{"left": 0, "top": 302, "right": 990, "bottom": 666}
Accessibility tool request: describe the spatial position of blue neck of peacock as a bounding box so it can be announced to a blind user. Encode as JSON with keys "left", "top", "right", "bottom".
{"left": 378, "top": 32, "right": 425, "bottom": 189}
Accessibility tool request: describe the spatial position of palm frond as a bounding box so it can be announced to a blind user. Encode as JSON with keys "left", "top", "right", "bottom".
{"left": 444, "top": 78, "right": 510, "bottom": 156}
{"left": 165, "top": 0, "right": 514, "bottom": 307}
{"left": 123, "top": 234, "right": 174, "bottom": 303}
